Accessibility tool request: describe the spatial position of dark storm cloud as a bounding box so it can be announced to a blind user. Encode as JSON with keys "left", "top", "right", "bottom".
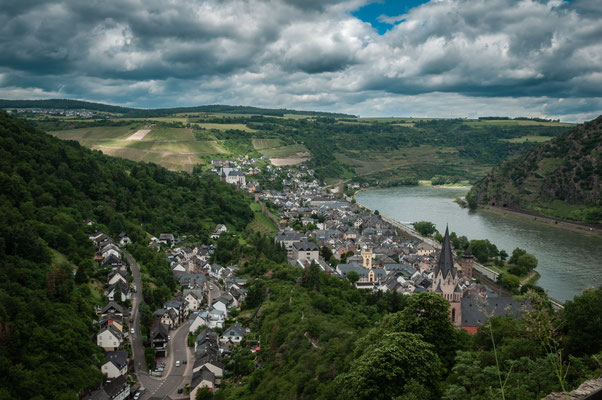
{"left": 0, "top": 0, "right": 600, "bottom": 121}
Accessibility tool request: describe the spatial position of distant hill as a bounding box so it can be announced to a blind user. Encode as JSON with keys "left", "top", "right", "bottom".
{"left": 467, "top": 116, "right": 602, "bottom": 223}
{"left": 0, "top": 98, "right": 355, "bottom": 118}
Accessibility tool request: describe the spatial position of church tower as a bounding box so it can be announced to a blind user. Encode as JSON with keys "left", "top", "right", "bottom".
{"left": 361, "top": 247, "right": 375, "bottom": 282}
{"left": 430, "top": 226, "right": 462, "bottom": 325}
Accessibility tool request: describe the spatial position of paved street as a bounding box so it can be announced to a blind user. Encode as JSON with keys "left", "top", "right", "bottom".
{"left": 127, "top": 253, "right": 192, "bottom": 400}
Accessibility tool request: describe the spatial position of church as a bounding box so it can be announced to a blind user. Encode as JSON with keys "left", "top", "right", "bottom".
{"left": 429, "top": 225, "right": 525, "bottom": 332}
{"left": 429, "top": 226, "right": 473, "bottom": 326}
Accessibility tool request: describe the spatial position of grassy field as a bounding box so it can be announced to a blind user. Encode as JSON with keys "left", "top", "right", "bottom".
{"left": 500, "top": 135, "right": 555, "bottom": 143}
{"left": 195, "top": 122, "right": 256, "bottom": 132}
{"left": 252, "top": 138, "right": 282, "bottom": 150}
{"left": 465, "top": 119, "right": 574, "bottom": 127}
{"left": 49, "top": 124, "right": 142, "bottom": 140}
{"left": 144, "top": 126, "right": 198, "bottom": 140}
{"left": 259, "top": 143, "right": 309, "bottom": 158}
{"left": 248, "top": 203, "right": 278, "bottom": 234}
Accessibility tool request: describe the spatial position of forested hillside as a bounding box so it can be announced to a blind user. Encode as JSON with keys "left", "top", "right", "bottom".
{"left": 468, "top": 116, "right": 602, "bottom": 223}
{"left": 0, "top": 111, "right": 253, "bottom": 399}
{"left": 217, "top": 257, "right": 602, "bottom": 400}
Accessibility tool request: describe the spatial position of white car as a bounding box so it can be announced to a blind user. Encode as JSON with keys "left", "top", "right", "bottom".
{"left": 209, "top": 285, "right": 214, "bottom": 290}
{"left": 176, "top": 360, "right": 181, "bottom": 367}
{"left": 130, "top": 328, "right": 135, "bottom": 334}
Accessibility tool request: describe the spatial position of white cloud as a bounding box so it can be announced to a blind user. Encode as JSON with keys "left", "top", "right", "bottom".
{"left": 0, "top": 0, "right": 600, "bottom": 121}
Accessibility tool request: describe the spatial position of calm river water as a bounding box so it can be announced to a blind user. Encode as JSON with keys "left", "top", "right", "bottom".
{"left": 356, "top": 186, "right": 602, "bottom": 302}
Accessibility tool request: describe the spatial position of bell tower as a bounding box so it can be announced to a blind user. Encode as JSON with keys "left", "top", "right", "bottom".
{"left": 361, "top": 247, "right": 373, "bottom": 270}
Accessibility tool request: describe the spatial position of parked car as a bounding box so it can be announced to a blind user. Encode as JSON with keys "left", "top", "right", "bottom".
{"left": 130, "top": 328, "right": 135, "bottom": 334}
{"left": 176, "top": 360, "right": 180, "bottom": 367}
{"left": 178, "top": 388, "right": 183, "bottom": 394}
{"left": 182, "top": 360, "right": 187, "bottom": 365}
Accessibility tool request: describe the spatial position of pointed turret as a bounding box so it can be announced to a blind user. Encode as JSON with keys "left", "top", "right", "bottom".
{"left": 433, "top": 226, "right": 457, "bottom": 279}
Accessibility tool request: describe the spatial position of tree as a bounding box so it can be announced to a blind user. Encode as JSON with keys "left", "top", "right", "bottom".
{"left": 499, "top": 249, "right": 508, "bottom": 261}
{"left": 196, "top": 387, "right": 214, "bottom": 400}
{"left": 562, "top": 287, "right": 602, "bottom": 356}
{"left": 412, "top": 221, "right": 437, "bottom": 236}
{"left": 517, "top": 253, "right": 538, "bottom": 272}
{"left": 335, "top": 332, "right": 442, "bottom": 400}
{"left": 509, "top": 248, "right": 527, "bottom": 264}
{"left": 347, "top": 271, "right": 360, "bottom": 285}
{"left": 500, "top": 273, "right": 520, "bottom": 292}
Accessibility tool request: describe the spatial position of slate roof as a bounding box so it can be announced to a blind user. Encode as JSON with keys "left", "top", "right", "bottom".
{"left": 293, "top": 241, "right": 319, "bottom": 251}
{"left": 191, "top": 367, "right": 215, "bottom": 389}
{"left": 222, "top": 323, "right": 247, "bottom": 338}
{"left": 460, "top": 297, "right": 525, "bottom": 327}
{"left": 433, "top": 226, "right": 457, "bottom": 279}
{"left": 102, "top": 302, "right": 124, "bottom": 315}
{"left": 104, "top": 351, "right": 128, "bottom": 370}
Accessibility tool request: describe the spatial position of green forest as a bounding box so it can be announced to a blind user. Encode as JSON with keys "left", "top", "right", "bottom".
{"left": 213, "top": 256, "right": 602, "bottom": 400}
{"left": 0, "top": 111, "right": 253, "bottom": 399}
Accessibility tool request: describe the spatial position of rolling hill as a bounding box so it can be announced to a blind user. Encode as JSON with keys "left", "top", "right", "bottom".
{"left": 467, "top": 116, "right": 602, "bottom": 223}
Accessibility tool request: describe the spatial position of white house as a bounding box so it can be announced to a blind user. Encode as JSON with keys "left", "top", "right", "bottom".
{"left": 189, "top": 368, "right": 216, "bottom": 400}
{"left": 97, "top": 325, "right": 123, "bottom": 351}
{"left": 211, "top": 224, "right": 228, "bottom": 239}
{"left": 211, "top": 298, "right": 228, "bottom": 319}
{"left": 107, "top": 270, "right": 127, "bottom": 286}
{"left": 220, "top": 323, "right": 247, "bottom": 344}
{"left": 207, "top": 308, "right": 225, "bottom": 329}
{"left": 189, "top": 311, "right": 209, "bottom": 334}
{"left": 184, "top": 291, "right": 202, "bottom": 312}
{"left": 101, "top": 351, "right": 128, "bottom": 378}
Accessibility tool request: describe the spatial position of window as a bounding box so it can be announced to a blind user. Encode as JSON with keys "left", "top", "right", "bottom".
{"left": 451, "top": 308, "right": 456, "bottom": 323}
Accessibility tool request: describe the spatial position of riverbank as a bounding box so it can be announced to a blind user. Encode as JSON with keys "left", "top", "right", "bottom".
{"left": 479, "top": 205, "right": 602, "bottom": 237}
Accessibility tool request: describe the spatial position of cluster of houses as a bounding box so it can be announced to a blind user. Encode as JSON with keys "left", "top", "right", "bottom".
{"left": 210, "top": 155, "right": 268, "bottom": 190}
{"left": 249, "top": 167, "right": 525, "bottom": 333}
{"left": 83, "top": 231, "right": 134, "bottom": 400}
{"left": 144, "top": 227, "right": 251, "bottom": 397}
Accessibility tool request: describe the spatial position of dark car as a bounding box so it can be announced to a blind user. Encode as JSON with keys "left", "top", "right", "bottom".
{"left": 177, "top": 388, "right": 183, "bottom": 394}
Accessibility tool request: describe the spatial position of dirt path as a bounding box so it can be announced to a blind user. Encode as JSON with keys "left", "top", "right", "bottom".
{"left": 125, "top": 129, "right": 151, "bottom": 141}
{"left": 520, "top": 270, "right": 540, "bottom": 285}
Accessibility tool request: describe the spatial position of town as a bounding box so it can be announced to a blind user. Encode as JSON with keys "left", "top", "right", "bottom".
{"left": 78, "top": 157, "right": 533, "bottom": 400}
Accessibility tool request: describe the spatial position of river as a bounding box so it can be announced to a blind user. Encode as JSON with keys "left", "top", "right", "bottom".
{"left": 356, "top": 185, "right": 602, "bottom": 302}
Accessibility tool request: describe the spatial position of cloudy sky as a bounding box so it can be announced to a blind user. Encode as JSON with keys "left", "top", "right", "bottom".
{"left": 1, "top": 0, "right": 601, "bottom": 121}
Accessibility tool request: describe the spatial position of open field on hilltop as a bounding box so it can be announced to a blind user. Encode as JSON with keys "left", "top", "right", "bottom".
{"left": 91, "top": 146, "right": 205, "bottom": 172}
{"left": 49, "top": 124, "right": 143, "bottom": 140}
{"left": 270, "top": 157, "right": 309, "bottom": 166}
{"left": 252, "top": 138, "right": 283, "bottom": 150}
{"left": 194, "top": 122, "right": 257, "bottom": 132}
{"left": 258, "top": 143, "right": 309, "bottom": 158}
{"left": 144, "top": 126, "right": 198, "bottom": 141}
{"left": 500, "top": 135, "right": 555, "bottom": 143}
{"left": 81, "top": 139, "right": 227, "bottom": 154}
{"left": 464, "top": 119, "right": 574, "bottom": 127}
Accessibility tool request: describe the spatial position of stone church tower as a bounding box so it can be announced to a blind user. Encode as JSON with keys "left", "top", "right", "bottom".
{"left": 361, "top": 247, "right": 376, "bottom": 282}
{"left": 430, "top": 226, "right": 462, "bottom": 325}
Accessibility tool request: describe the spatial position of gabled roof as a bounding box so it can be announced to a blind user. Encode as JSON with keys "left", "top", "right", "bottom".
{"left": 104, "top": 351, "right": 128, "bottom": 369}
{"left": 222, "top": 323, "right": 246, "bottom": 338}
{"left": 102, "top": 302, "right": 123, "bottom": 315}
{"left": 433, "top": 226, "right": 457, "bottom": 280}
{"left": 191, "top": 367, "right": 216, "bottom": 389}
{"left": 460, "top": 297, "right": 525, "bottom": 327}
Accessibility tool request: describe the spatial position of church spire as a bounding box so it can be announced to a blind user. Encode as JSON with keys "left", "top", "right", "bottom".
{"left": 434, "top": 225, "right": 456, "bottom": 279}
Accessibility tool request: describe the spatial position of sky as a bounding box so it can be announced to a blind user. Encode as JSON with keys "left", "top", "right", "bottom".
{"left": 0, "top": 0, "right": 601, "bottom": 121}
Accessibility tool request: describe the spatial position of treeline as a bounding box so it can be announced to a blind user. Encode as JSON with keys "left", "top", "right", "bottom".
{"left": 0, "top": 99, "right": 354, "bottom": 118}
{"left": 0, "top": 111, "right": 254, "bottom": 399}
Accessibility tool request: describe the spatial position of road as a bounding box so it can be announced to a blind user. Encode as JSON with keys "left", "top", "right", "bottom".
{"left": 126, "top": 253, "right": 192, "bottom": 400}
